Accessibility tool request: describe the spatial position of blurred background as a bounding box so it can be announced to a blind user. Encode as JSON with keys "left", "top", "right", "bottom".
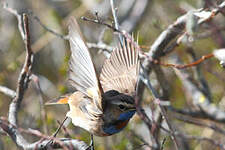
{"left": 0, "top": 0, "right": 225, "bottom": 149}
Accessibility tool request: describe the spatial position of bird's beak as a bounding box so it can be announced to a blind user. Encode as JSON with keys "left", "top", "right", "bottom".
{"left": 133, "top": 107, "right": 145, "bottom": 112}
{"left": 130, "top": 107, "right": 144, "bottom": 111}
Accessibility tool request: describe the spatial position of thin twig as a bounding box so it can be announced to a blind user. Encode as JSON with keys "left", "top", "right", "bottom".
{"left": 3, "top": 2, "right": 25, "bottom": 39}
{"left": 139, "top": 64, "right": 179, "bottom": 150}
{"left": 186, "top": 48, "right": 212, "bottom": 100}
{"left": 175, "top": 115, "right": 225, "bottom": 135}
{"left": 157, "top": 120, "right": 225, "bottom": 150}
{"left": 120, "top": 0, "right": 149, "bottom": 32}
{"left": 169, "top": 106, "right": 225, "bottom": 124}
{"left": 20, "top": 11, "right": 115, "bottom": 54}
{"left": 134, "top": 96, "right": 161, "bottom": 149}
{"left": 81, "top": 16, "right": 121, "bottom": 33}
{"left": 28, "top": 12, "right": 69, "bottom": 40}
{"left": 149, "top": 53, "right": 214, "bottom": 69}
{"left": 86, "top": 42, "right": 113, "bottom": 53}
{"left": 130, "top": 130, "right": 152, "bottom": 148}
{"left": 53, "top": 117, "right": 69, "bottom": 138}
{"left": 31, "top": 74, "right": 48, "bottom": 134}
{"left": 179, "top": 133, "right": 225, "bottom": 150}
{"left": 110, "top": 0, "right": 123, "bottom": 44}
{"left": 160, "top": 137, "right": 167, "bottom": 150}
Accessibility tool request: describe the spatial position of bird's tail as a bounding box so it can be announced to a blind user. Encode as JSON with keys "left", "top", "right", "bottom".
{"left": 45, "top": 93, "right": 71, "bottom": 105}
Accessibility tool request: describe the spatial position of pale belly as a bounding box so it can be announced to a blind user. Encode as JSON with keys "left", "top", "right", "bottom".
{"left": 67, "top": 115, "right": 132, "bottom": 136}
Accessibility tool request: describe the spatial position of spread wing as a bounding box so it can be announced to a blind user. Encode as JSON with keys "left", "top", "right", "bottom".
{"left": 99, "top": 38, "right": 140, "bottom": 96}
{"left": 68, "top": 18, "right": 103, "bottom": 110}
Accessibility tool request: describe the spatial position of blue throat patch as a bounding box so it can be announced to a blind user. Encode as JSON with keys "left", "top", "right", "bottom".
{"left": 103, "top": 110, "right": 135, "bottom": 135}
{"left": 118, "top": 110, "right": 135, "bottom": 121}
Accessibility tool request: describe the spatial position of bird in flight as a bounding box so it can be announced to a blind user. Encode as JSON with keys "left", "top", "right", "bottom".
{"left": 47, "top": 17, "right": 140, "bottom": 137}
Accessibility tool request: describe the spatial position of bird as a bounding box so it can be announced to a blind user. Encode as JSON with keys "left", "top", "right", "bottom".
{"left": 47, "top": 17, "right": 140, "bottom": 137}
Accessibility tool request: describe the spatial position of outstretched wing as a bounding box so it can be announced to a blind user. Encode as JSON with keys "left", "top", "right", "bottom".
{"left": 100, "top": 38, "right": 140, "bottom": 96}
{"left": 68, "top": 18, "right": 102, "bottom": 110}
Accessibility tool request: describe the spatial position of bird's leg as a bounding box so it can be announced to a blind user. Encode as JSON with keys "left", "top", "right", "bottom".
{"left": 90, "top": 134, "right": 95, "bottom": 150}
{"left": 53, "top": 116, "right": 69, "bottom": 137}
{"left": 46, "top": 117, "right": 69, "bottom": 146}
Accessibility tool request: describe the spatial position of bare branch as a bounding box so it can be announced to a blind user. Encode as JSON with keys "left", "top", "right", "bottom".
{"left": 86, "top": 42, "right": 113, "bottom": 53}
{"left": 81, "top": 15, "right": 121, "bottom": 33}
{"left": 1, "top": 7, "right": 88, "bottom": 149}
{"left": 170, "top": 54, "right": 225, "bottom": 123}
{"left": 169, "top": 104, "right": 225, "bottom": 124}
{"left": 3, "top": 2, "right": 25, "bottom": 39}
{"left": 152, "top": 53, "right": 214, "bottom": 69}
{"left": 8, "top": 14, "right": 33, "bottom": 126}
{"left": 0, "top": 118, "right": 88, "bottom": 150}
{"left": 120, "top": 0, "right": 149, "bottom": 32}
{"left": 31, "top": 74, "right": 48, "bottom": 134}
{"left": 0, "top": 85, "right": 16, "bottom": 98}
{"left": 30, "top": 12, "right": 69, "bottom": 40}
{"left": 175, "top": 115, "right": 225, "bottom": 135}
{"left": 180, "top": 133, "right": 225, "bottom": 150}
{"left": 110, "top": 0, "right": 123, "bottom": 44}
{"left": 139, "top": 65, "right": 179, "bottom": 150}
{"left": 137, "top": 0, "right": 225, "bottom": 101}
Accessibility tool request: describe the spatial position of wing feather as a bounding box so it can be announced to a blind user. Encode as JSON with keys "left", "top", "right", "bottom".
{"left": 100, "top": 38, "right": 140, "bottom": 96}
{"left": 68, "top": 18, "right": 102, "bottom": 110}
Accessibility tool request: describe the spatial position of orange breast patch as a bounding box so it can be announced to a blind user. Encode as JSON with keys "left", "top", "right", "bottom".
{"left": 116, "top": 120, "right": 129, "bottom": 130}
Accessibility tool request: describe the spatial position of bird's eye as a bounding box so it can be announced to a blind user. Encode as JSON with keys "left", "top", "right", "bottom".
{"left": 119, "top": 104, "right": 126, "bottom": 110}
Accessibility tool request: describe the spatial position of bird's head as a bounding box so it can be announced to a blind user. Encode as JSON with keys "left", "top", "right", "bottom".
{"left": 101, "top": 90, "right": 136, "bottom": 135}
{"left": 103, "top": 90, "right": 136, "bottom": 123}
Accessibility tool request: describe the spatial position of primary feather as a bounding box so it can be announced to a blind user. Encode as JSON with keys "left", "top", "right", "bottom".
{"left": 68, "top": 18, "right": 102, "bottom": 110}
{"left": 100, "top": 38, "right": 140, "bottom": 96}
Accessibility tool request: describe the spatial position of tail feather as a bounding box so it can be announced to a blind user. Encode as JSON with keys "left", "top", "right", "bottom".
{"left": 45, "top": 94, "right": 71, "bottom": 105}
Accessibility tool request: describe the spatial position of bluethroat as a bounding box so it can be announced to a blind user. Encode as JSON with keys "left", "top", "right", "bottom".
{"left": 47, "top": 17, "right": 140, "bottom": 137}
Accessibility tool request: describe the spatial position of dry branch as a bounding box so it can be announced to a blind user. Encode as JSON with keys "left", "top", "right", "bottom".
{"left": 1, "top": 5, "right": 89, "bottom": 149}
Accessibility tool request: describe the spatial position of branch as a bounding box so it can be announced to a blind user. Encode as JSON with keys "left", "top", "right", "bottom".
{"left": 30, "top": 12, "right": 68, "bottom": 40}
{"left": 86, "top": 42, "right": 113, "bottom": 53}
{"left": 120, "top": 0, "right": 149, "bottom": 32}
{"left": 186, "top": 48, "right": 212, "bottom": 100}
{"left": 110, "top": 0, "right": 123, "bottom": 44}
{"left": 152, "top": 53, "right": 213, "bottom": 69}
{"left": 33, "top": 13, "right": 113, "bottom": 53}
{"left": 0, "top": 118, "right": 88, "bottom": 150}
{"left": 22, "top": 10, "right": 115, "bottom": 55}
{"left": 2, "top": 13, "right": 33, "bottom": 149}
{"left": 179, "top": 133, "right": 225, "bottom": 150}
{"left": 81, "top": 15, "right": 121, "bottom": 33}
{"left": 139, "top": 65, "right": 179, "bottom": 150}
{"left": 2, "top": 7, "right": 89, "bottom": 149}
{"left": 31, "top": 74, "right": 48, "bottom": 134}
{"left": 0, "top": 85, "right": 16, "bottom": 98}
{"left": 8, "top": 14, "right": 33, "bottom": 126}
{"left": 169, "top": 103, "right": 225, "bottom": 124}
{"left": 157, "top": 119, "right": 225, "bottom": 150}
{"left": 170, "top": 54, "right": 225, "bottom": 123}
{"left": 175, "top": 115, "right": 225, "bottom": 135}
{"left": 3, "top": 3, "right": 25, "bottom": 39}
{"left": 137, "top": 1, "right": 225, "bottom": 99}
